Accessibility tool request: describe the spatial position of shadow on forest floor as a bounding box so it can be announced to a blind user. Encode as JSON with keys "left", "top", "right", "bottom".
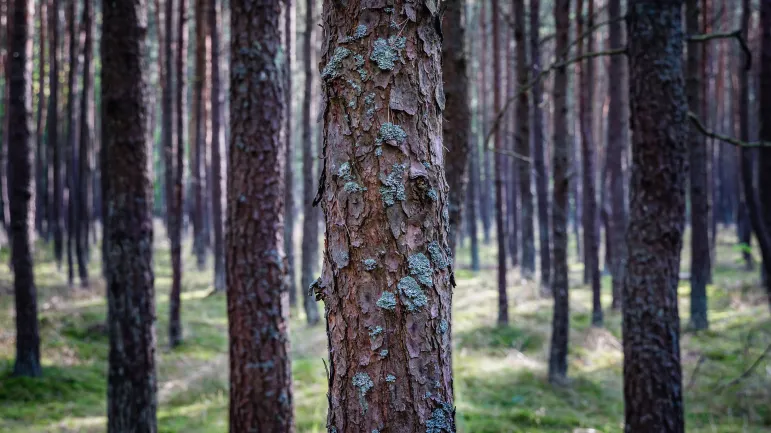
{"left": 0, "top": 224, "right": 770, "bottom": 432}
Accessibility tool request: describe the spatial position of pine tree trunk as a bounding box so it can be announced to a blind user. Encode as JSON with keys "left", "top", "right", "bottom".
{"left": 736, "top": 0, "right": 754, "bottom": 272}
{"left": 315, "top": 0, "right": 456, "bottom": 430}
{"left": 49, "top": 0, "right": 62, "bottom": 268}
{"left": 283, "top": 0, "right": 296, "bottom": 306}
{"left": 606, "top": 0, "right": 626, "bottom": 310}
{"left": 506, "top": 17, "right": 518, "bottom": 268}
{"left": 548, "top": 0, "right": 571, "bottom": 385}
{"left": 492, "top": 0, "right": 508, "bottom": 326}
{"left": 163, "top": 0, "right": 175, "bottom": 237}
{"left": 530, "top": 0, "right": 550, "bottom": 292}
{"left": 192, "top": 0, "right": 207, "bottom": 270}
{"left": 34, "top": 0, "right": 47, "bottom": 239}
{"left": 467, "top": 2, "right": 480, "bottom": 273}
{"left": 10, "top": 0, "right": 40, "bottom": 378}
{"left": 102, "top": 0, "right": 158, "bottom": 429}
{"left": 299, "top": 0, "right": 319, "bottom": 325}
{"left": 169, "top": 0, "right": 188, "bottom": 348}
{"left": 442, "top": 0, "right": 469, "bottom": 259}
{"left": 65, "top": 0, "right": 80, "bottom": 287}
{"left": 479, "top": 0, "right": 491, "bottom": 245}
{"left": 77, "top": 0, "right": 93, "bottom": 286}
{"left": 208, "top": 0, "right": 225, "bottom": 292}
{"left": 227, "top": 0, "right": 293, "bottom": 428}
{"left": 624, "top": 2, "right": 687, "bottom": 431}
{"left": 0, "top": 0, "right": 8, "bottom": 240}
{"left": 756, "top": 0, "right": 771, "bottom": 310}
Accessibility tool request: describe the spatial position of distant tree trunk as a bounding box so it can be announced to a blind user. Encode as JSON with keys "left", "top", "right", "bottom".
{"left": 514, "top": 0, "right": 534, "bottom": 279}
{"left": 736, "top": 0, "right": 753, "bottom": 272}
{"left": 10, "top": 0, "right": 41, "bottom": 378}
{"left": 686, "top": 0, "right": 709, "bottom": 330}
{"left": 492, "top": 0, "right": 508, "bottom": 326}
{"left": 49, "top": 0, "right": 62, "bottom": 268}
{"left": 163, "top": 0, "right": 174, "bottom": 237}
{"left": 315, "top": 1, "right": 456, "bottom": 430}
{"left": 0, "top": 0, "right": 7, "bottom": 240}
{"left": 169, "top": 0, "right": 188, "bottom": 348}
{"left": 576, "top": 0, "right": 601, "bottom": 326}
{"left": 624, "top": 2, "right": 687, "bottom": 431}
{"left": 283, "top": 0, "right": 296, "bottom": 306}
{"left": 756, "top": 0, "right": 771, "bottom": 310}
{"left": 208, "top": 0, "right": 225, "bottom": 292}
{"left": 65, "top": 0, "right": 82, "bottom": 287}
{"left": 479, "top": 0, "right": 491, "bottom": 244}
{"left": 548, "top": 0, "right": 570, "bottom": 385}
{"left": 467, "top": 3, "right": 481, "bottom": 272}
{"left": 227, "top": 0, "right": 293, "bottom": 428}
{"left": 299, "top": 0, "right": 319, "bottom": 325}
{"left": 506, "top": 21, "right": 518, "bottom": 269}
{"left": 530, "top": 0, "right": 550, "bottom": 292}
{"left": 192, "top": 0, "right": 206, "bottom": 269}
{"left": 35, "top": 0, "right": 47, "bottom": 239}
{"left": 443, "top": 0, "right": 469, "bottom": 259}
{"left": 77, "top": 0, "right": 93, "bottom": 285}
{"left": 606, "top": 0, "right": 626, "bottom": 310}
{"left": 102, "top": 0, "right": 158, "bottom": 429}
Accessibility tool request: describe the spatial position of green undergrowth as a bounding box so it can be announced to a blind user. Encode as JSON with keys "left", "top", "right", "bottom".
{"left": 0, "top": 226, "right": 769, "bottom": 432}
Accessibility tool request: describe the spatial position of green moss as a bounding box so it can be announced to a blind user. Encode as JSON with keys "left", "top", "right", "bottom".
{"left": 376, "top": 291, "right": 397, "bottom": 311}
{"left": 398, "top": 276, "right": 428, "bottom": 311}
{"left": 408, "top": 253, "right": 434, "bottom": 286}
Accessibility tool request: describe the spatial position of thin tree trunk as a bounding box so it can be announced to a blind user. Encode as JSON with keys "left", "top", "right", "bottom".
{"left": 624, "top": 2, "right": 687, "bottom": 431}
{"left": 506, "top": 5, "right": 518, "bottom": 269}
{"left": 283, "top": 0, "right": 296, "bottom": 306}
{"left": 192, "top": 0, "right": 206, "bottom": 269}
{"left": 77, "top": 0, "right": 93, "bottom": 287}
{"left": 34, "top": 0, "right": 47, "bottom": 239}
{"left": 443, "top": 0, "right": 469, "bottom": 258}
{"left": 530, "top": 0, "right": 550, "bottom": 292}
{"left": 0, "top": 0, "right": 8, "bottom": 239}
{"left": 49, "top": 0, "right": 62, "bottom": 268}
{"left": 209, "top": 0, "right": 224, "bottom": 292}
{"left": 479, "top": 0, "right": 491, "bottom": 245}
{"left": 736, "top": 0, "right": 754, "bottom": 272}
{"left": 10, "top": 0, "right": 40, "bottom": 378}
{"left": 65, "top": 0, "right": 80, "bottom": 287}
{"left": 163, "top": 0, "right": 175, "bottom": 238}
{"left": 492, "top": 0, "right": 508, "bottom": 326}
{"left": 227, "top": 0, "right": 293, "bottom": 428}
{"left": 299, "top": 0, "right": 319, "bottom": 325}
{"left": 756, "top": 0, "right": 771, "bottom": 311}
{"left": 467, "top": 2, "right": 481, "bottom": 272}
{"left": 548, "top": 0, "right": 570, "bottom": 385}
{"left": 103, "top": 0, "right": 158, "bottom": 428}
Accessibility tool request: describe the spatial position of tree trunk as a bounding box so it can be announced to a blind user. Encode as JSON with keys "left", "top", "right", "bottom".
{"left": 548, "top": 0, "right": 570, "bottom": 385}
{"left": 34, "top": 0, "right": 47, "bottom": 240}
{"left": 606, "top": 0, "right": 626, "bottom": 311}
{"left": 77, "top": 0, "right": 93, "bottom": 286}
{"left": 102, "top": 0, "right": 158, "bottom": 429}
{"left": 479, "top": 0, "right": 491, "bottom": 245}
{"left": 49, "top": 0, "right": 62, "bottom": 268}
{"left": 736, "top": 0, "right": 754, "bottom": 272}
{"left": 299, "top": 0, "right": 319, "bottom": 325}
{"left": 756, "top": 0, "right": 771, "bottom": 310}
{"left": 208, "top": 0, "right": 225, "bottom": 292}
{"left": 10, "top": 0, "right": 40, "bottom": 378}
{"left": 624, "top": 2, "right": 687, "bottom": 431}
{"left": 65, "top": 0, "right": 81, "bottom": 288}
{"left": 467, "top": 2, "right": 481, "bottom": 273}
{"left": 506, "top": 20, "right": 518, "bottom": 269}
{"left": 227, "top": 0, "right": 293, "bottom": 428}
{"left": 493, "top": 0, "right": 508, "bottom": 326}
{"left": 315, "top": 1, "right": 456, "bottom": 430}
{"left": 530, "top": 0, "right": 550, "bottom": 292}
{"left": 170, "top": 0, "right": 188, "bottom": 348}
{"left": 163, "top": 0, "right": 175, "bottom": 239}
{"left": 283, "top": 0, "right": 296, "bottom": 306}
{"left": 514, "top": 0, "right": 534, "bottom": 279}
{"left": 442, "top": 0, "right": 469, "bottom": 259}
{"left": 192, "top": 0, "right": 206, "bottom": 269}
{"left": 0, "top": 0, "right": 7, "bottom": 240}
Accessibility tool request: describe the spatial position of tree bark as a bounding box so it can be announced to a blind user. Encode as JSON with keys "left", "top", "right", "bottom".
{"left": 315, "top": 0, "right": 456, "bottom": 430}
{"left": 299, "top": 0, "right": 319, "bottom": 325}
{"left": 624, "top": 2, "right": 687, "bottom": 431}
{"left": 756, "top": 0, "right": 771, "bottom": 310}
{"left": 10, "top": 0, "right": 40, "bottom": 378}
{"left": 192, "top": 0, "right": 207, "bottom": 269}
{"left": 736, "top": 0, "right": 754, "bottom": 273}
{"left": 493, "top": 0, "right": 508, "bottom": 326}
{"left": 209, "top": 0, "right": 225, "bottom": 292}
{"left": 442, "top": 0, "right": 469, "bottom": 259}
{"left": 65, "top": 0, "right": 81, "bottom": 287}
{"left": 79, "top": 0, "right": 93, "bottom": 266}
{"left": 606, "top": 0, "right": 626, "bottom": 311}
{"left": 530, "top": 0, "right": 550, "bottom": 292}
{"left": 479, "top": 0, "right": 491, "bottom": 245}
{"left": 102, "top": 0, "right": 158, "bottom": 429}
{"left": 163, "top": 0, "right": 175, "bottom": 238}
{"left": 34, "top": 0, "right": 47, "bottom": 239}
{"left": 283, "top": 0, "right": 297, "bottom": 306}
{"left": 548, "top": 0, "right": 570, "bottom": 385}
{"left": 49, "top": 0, "right": 62, "bottom": 267}
{"left": 506, "top": 20, "right": 518, "bottom": 269}
{"left": 227, "top": 0, "right": 293, "bottom": 428}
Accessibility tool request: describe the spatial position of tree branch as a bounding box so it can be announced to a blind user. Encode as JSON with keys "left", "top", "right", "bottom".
{"left": 716, "top": 343, "right": 771, "bottom": 392}
{"left": 686, "top": 29, "right": 752, "bottom": 70}
{"left": 688, "top": 112, "right": 771, "bottom": 147}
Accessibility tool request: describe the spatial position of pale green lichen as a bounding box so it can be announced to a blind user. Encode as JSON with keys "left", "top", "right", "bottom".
{"left": 368, "top": 325, "right": 384, "bottom": 337}
{"left": 398, "top": 276, "right": 428, "bottom": 311}
{"left": 342, "top": 24, "right": 369, "bottom": 43}
{"left": 344, "top": 181, "right": 367, "bottom": 193}
{"left": 379, "top": 349, "right": 389, "bottom": 358}
{"left": 427, "top": 189, "right": 438, "bottom": 201}
{"left": 426, "top": 407, "right": 454, "bottom": 433}
{"left": 321, "top": 47, "right": 351, "bottom": 79}
{"left": 386, "top": 374, "right": 396, "bottom": 382}
{"left": 354, "top": 54, "right": 368, "bottom": 80}
{"left": 363, "top": 258, "right": 378, "bottom": 271}
{"left": 376, "top": 291, "right": 397, "bottom": 310}
{"left": 352, "top": 372, "right": 375, "bottom": 413}
{"left": 439, "top": 319, "right": 449, "bottom": 334}
{"left": 377, "top": 122, "right": 407, "bottom": 145}
{"left": 380, "top": 164, "right": 406, "bottom": 207}
{"left": 370, "top": 36, "right": 407, "bottom": 70}
{"left": 408, "top": 253, "right": 434, "bottom": 286}
{"left": 347, "top": 78, "right": 362, "bottom": 95}
{"left": 375, "top": 146, "right": 383, "bottom": 157}
{"left": 338, "top": 162, "right": 352, "bottom": 179}
{"left": 428, "top": 241, "right": 449, "bottom": 269}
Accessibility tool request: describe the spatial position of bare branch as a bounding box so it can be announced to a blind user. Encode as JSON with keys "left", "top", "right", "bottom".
{"left": 491, "top": 148, "right": 532, "bottom": 163}
{"left": 688, "top": 112, "right": 771, "bottom": 147}
{"left": 686, "top": 29, "right": 752, "bottom": 70}
{"left": 716, "top": 343, "right": 771, "bottom": 392}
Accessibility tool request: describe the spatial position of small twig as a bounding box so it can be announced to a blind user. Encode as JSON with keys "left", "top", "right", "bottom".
{"left": 686, "top": 29, "right": 752, "bottom": 70}
{"left": 490, "top": 148, "right": 532, "bottom": 163}
{"left": 715, "top": 343, "right": 771, "bottom": 392}
{"left": 686, "top": 355, "right": 707, "bottom": 390}
{"left": 688, "top": 112, "right": 771, "bottom": 147}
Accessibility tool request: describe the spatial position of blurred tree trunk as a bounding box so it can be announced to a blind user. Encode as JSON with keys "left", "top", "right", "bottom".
{"left": 466, "top": 1, "right": 480, "bottom": 272}
{"left": 686, "top": 0, "right": 709, "bottom": 330}
{"left": 506, "top": 7, "right": 518, "bottom": 268}
{"left": 442, "top": 0, "right": 469, "bottom": 258}
{"left": 736, "top": 0, "right": 753, "bottom": 272}
{"left": 299, "top": 0, "right": 319, "bottom": 325}
{"left": 530, "top": 0, "right": 550, "bottom": 292}
{"left": 227, "top": 0, "right": 293, "bottom": 428}
{"left": 209, "top": 0, "right": 225, "bottom": 292}
{"left": 34, "top": 0, "right": 47, "bottom": 239}
{"left": 0, "top": 0, "right": 7, "bottom": 240}
{"left": 624, "top": 2, "right": 687, "bottom": 431}
{"left": 163, "top": 0, "right": 175, "bottom": 235}
{"left": 192, "top": 0, "right": 206, "bottom": 269}
{"left": 316, "top": 1, "right": 455, "bottom": 430}
{"left": 65, "top": 0, "right": 81, "bottom": 287}
{"left": 756, "top": 0, "right": 771, "bottom": 310}
{"left": 10, "top": 0, "right": 40, "bottom": 378}
{"left": 77, "top": 0, "right": 93, "bottom": 284}
{"left": 548, "top": 0, "right": 570, "bottom": 385}
{"left": 169, "top": 0, "right": 188, "bottom": 348}
{"left": 102, "top": 0, "right": 158, "bottom": 429}
{"left": 479, "top": 0, "right": 491, "bottom": 245}
{"left": 493, "top": 0, "right": 508, "bottom": 326}
{"left": 606, "top": 0, "right": 626, "bottom": 310}
{"left": 49, "top": 0, "right": 62, "bottom": 268}
{"left": 283, "top": 0, "right": 296, "bottom": 306}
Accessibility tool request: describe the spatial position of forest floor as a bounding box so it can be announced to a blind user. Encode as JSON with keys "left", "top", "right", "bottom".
{"left": 1, "top": 224, "right": 770, "bottom": 432}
